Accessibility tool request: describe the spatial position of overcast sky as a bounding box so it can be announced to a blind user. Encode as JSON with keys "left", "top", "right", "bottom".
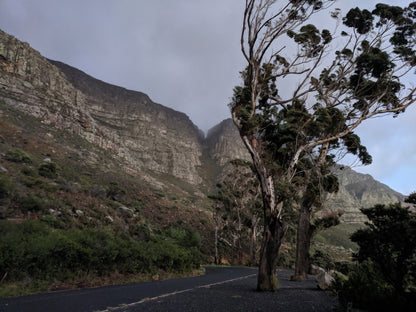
{"left": 0, "top": 0, "right": 415, "bottom": 195}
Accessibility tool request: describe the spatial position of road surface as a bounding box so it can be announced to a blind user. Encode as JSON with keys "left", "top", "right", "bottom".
{"left": 0, "top": 267, "right": 338, "bottom": 312}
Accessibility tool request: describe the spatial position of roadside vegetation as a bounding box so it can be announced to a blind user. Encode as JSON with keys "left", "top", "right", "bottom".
{"left": 0, "top": 104, "right": 207, "bottom": 297}
{"left": 332, "top": 201, "right": 416, "bottom": 311}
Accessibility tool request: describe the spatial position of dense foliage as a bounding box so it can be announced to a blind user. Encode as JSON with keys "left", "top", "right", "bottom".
{"left": 0, "top": 220, "right": 202, "bottom": 284}
{"left": 335, "top": 203, "right": 416, "bottom": 311}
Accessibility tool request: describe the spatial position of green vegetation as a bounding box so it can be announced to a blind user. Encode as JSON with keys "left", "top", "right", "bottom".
{"left": 5, "top": 148, "right": 32, "bottom": 163}
{"left": 0, "top": 105, "right": 210, "bottom": 297}
{"left": 0, "top": 220, "right": 202, "bottom": 297}
{"left": 38, "top": 161, "right": 59, "bottom": 178}
{"left": 334, "top": 203, "right": 416, "bottom": 311}
{"left": 314, "top": 223, "right": 362, "bottom": 251}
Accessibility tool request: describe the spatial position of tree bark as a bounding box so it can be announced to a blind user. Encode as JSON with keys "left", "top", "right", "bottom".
{"left": 214, "top": 216, "right": 219, "bottom": 265}
{"left": 257, "top": 211, "right": 286, "bottom": 291}
{"left": 292, "top": 189, "right": 316, "bottom": 281}
{"left": 291, "top": 205, "right": 314, "bottom": 281}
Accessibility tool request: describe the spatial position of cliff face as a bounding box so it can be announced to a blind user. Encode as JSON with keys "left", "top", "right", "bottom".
{"left": 205, "top": 119, "right": 251, "bottom": 166}
{"left": 325, "top": 166, "right": 405, "bottom": 223}
{"left": 0, "top": 29, "right": 404, "bottom": 222}
{"left": 48, "top": 60, "right": 204, "bottom": 184}
{"left": 0, "top": 29, "right": 203, "bottom": 184}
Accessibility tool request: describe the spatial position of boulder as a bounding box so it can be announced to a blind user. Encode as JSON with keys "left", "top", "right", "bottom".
{"left": 310, "top": 264, "right": 325, "bottom": 275}
{"left": 119, "top": 206, "right": 134, "bottom": 216}
{"left": 316, "top": 271, "right": 334, "bottom": 290}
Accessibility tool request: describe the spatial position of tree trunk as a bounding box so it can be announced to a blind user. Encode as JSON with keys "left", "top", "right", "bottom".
{"left": 214, "top": 217, "right": 219, "bottom": 265}
{"left": 236, "top": 133, "right": 287, "bottom": 291}
{"left": 257, "top": 212, "right": 286, "bottom": 291}
{"left": 250, "top": 215, "right": 259, "bottom": 264}
{"left": 292, "top": 189, "right": 316, "bottom": 281}
{"left": 291, "top": 205, "right": 314, "bottom": 281}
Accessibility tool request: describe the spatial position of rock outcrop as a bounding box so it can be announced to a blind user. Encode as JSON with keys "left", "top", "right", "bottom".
{"left": 325, "top": 166, "right": 405, "bottom": 223}
{"left": 205, "top": 119, "right": 251, "bottom": 166}
{"left": 49, "top": 60, "right": 204, "bottom": 184}
{"left": 0, "top": 29, "right": 203, "bottom": 184}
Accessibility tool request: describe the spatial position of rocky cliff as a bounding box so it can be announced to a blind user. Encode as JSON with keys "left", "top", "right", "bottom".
{"left": 325, "top": 166, "right": 405, "bottom": 222}
{"left": 205, "top": 118, "right": 251, "bottom": 168}
{"left": 0, "top": 29, "right": 404, "bottom": 223}
{"left": 0, "top": 29, "right": 204, "bottom": 184}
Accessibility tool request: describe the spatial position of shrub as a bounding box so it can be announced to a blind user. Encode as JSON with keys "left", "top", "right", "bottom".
{"left": 38, "top": 162, "right": 58, "bottom": 178}
{"left": 19, "top": 194, "right": 46, "bottom": 212}
{"left": 334, "top": 260, "right": 394, "bottom": 311}
{"left": 0, "top": 175, "right": 14, "bottom": 200}
{"left": 334, "top": 203, "right": 416, "bottom": 311}
{"left": 5, "top": 148, "right": 32, "bottom": 163}
{"left": 0, "top": 220, "right": 202, "bottom": 285}
{"left": 310, "top": 249, "right": 335, "bottom": 271}
{"left": 106, "top": 182, "right": 126, "bottom": 202}
{"left": 21, "top": 166, "right": 37, "bottom": 176}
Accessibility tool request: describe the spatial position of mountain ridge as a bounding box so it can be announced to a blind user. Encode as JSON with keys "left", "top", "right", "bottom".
{"left": 0, "top": 28, "right": 405, "bottom": 223}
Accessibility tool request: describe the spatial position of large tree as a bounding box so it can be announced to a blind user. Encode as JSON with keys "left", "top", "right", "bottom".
{"left": 292, "top": 131, "right": 372, "bottom": 281}
{"left": 231, "top": 0, "right": 416, "bottom": 291}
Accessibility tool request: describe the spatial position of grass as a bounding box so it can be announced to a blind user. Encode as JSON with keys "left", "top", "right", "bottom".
{"left": 313, "top": 222, "right": 363, "bottom": 251}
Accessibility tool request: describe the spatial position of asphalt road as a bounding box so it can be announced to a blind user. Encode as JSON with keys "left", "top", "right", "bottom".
{"left": 0, "top": 267, "right": 339, "bottom": 312}
{"left": 0, "top": 267, "right": 257, "bottom": 312}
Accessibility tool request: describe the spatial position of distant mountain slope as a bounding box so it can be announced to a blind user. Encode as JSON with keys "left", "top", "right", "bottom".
{"left": 325, "top": 166, "right": 405, "bottom": 222}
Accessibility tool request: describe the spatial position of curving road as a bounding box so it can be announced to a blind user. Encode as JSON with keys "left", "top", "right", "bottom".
{"left": 0, "top": 267, "right": 256, "bottom": 312}
{"left": 0, "top": 267, "right": 338, "bottom": 312}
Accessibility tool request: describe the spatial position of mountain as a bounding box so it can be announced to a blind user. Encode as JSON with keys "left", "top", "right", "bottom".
{"left": 0, "top": 28, "right": 404, "bottom": 225}
{"left": 325, "top": 166, "right": 405, "bottom": 222}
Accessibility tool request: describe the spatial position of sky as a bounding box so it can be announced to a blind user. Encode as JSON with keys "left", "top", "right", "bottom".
{"left": 0, "top": 0, "right": 415, "bottom": 195}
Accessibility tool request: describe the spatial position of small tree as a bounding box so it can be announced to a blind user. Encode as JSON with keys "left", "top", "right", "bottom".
{"left": 336, "top": 203, "right": 416, "bottom": 311}
{"left": 232, "top": 0, "right": 416, "bottom": 290}
{"left": 352, "top": 203, "right": 416, "bottom": 297}
{"left": 211, "top": 159, "right": 262, "bottom": 265}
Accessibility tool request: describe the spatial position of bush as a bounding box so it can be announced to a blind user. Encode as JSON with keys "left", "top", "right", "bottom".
{"left": 5, "top": 148, "right": 32, "bottom": 163}
{"left": 21, "top": 166, "right": 37, "bottom": 176}
{"left": 335, "top": 260, "right": 394, "bottom": 311}
{"left": 0, "top": 175, "right": 14, "bottom": 200}
{"left": 334, "top": 203, "right": 416, "bottom": 311}
{"left": 106, "top": 182, "right": 126, "bottom": 202}
{"left": 0, "top": 220, "right": 202, "bottom": 285}
{"left": 38, "top": 161, "right": 59, "bottom": 178}
{"left": 19, "top": 194, "right": 46, "bottom": 212}
{"left": 310, "top": 250, "right": 335, "bottom": 271}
